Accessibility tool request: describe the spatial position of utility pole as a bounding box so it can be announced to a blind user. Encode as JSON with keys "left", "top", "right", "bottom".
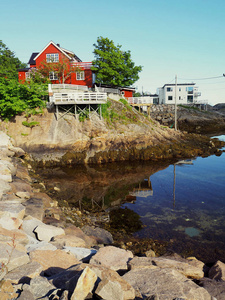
{"left": 175, "top": 75, "right": 177, "bottom": 131}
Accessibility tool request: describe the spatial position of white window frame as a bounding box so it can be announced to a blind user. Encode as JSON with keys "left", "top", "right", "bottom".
{"left": 76, "top": 71, "right": 85, "bottom": 81}
{"left": 46, "top": 53, "right": 59, "bottom": 63}
{"left": 49, "top": 71, "right": 58, "bottom": 80}
{"left": 25, "top": 72, "right": 30, "bottom": 80}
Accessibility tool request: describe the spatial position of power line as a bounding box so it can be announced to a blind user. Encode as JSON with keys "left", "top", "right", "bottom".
{"left": 178, "top": 75, "right": 224, "bottom": 81}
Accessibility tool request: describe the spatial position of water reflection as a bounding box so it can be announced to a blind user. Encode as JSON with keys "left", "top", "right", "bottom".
{"left": 37, "top": 136, "right": 225, "bottom": 262}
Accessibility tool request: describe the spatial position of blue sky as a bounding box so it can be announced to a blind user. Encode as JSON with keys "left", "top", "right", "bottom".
{"left": 1, "top": 0, "right": 225, "bottom": 105}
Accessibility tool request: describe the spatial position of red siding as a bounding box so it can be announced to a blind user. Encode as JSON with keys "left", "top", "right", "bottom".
{"left": 35, "top": 44, "right": 62, "bottom": 68}
{"left": 123, "top": 90, "right": 134, "bottom": 98}
{"left": 18, "top": 71, "right": 26, "bottom": 83}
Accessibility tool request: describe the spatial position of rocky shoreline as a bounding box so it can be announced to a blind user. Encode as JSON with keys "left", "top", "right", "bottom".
{"left": 1, "top": 134, "right": 225, "bottom": 299}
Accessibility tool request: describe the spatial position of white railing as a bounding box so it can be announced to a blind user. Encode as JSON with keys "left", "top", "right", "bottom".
{"left": 51, "top": 84, "right": 88, "bottom": 91}
{"left": 194, "top": 99, "right": 208, "bottom": 105}
{"left": 128, "top": 97, "right": 154, "bottom": 105}
{"left": 72, "top": 62, "right": 92, "bottom": 69}
{"left": 51, "top": 92, "right": 107, "bottom": 104}
{"left": 95, "top": 86, "right": 120, "bottom": 94}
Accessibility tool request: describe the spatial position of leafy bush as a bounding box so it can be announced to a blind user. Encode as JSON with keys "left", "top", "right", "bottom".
{"left": 0, "top": 78, "right": 47, "bottom": 120}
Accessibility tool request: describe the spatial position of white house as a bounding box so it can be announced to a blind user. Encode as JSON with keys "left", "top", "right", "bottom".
{"left": 158, "top": 83, "right": 201, "bottom": 105}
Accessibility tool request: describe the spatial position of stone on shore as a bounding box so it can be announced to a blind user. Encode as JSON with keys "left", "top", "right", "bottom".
{"left": 128, "top": 256, "right": 204, "bottom": 279}
{"left": 123, "top": 268, "right": 211, "bottom": 300}
{"left": 90, "top": 264, "right": 135, "bottom": 300}
{"left": 29, "top": 249, "right": 80, "bottom": 274}
{"left": 0, "top": 242, "right": 30, "bottom": 272}
{"left": 63, "top": 247, "right": 97, "bottom": 262}
{"left": 90, "top": 246, "right": 133, "bottom": 271}
{"left": 70, "top": 266, "right": 97, "bottom": 300}
{"left": 52, "top": 234, "right": 88, "bottom": 248}
{"left": 22, "top": 217, "right": 45, "bottom": 239}
{"left": 0, "top": 226, "right": 28, "bottom": 245}
{"left": 4, "top": 261, "right": 43, "bottom": 284}
{"left": 20, "top": 276, "right": 55, "bottom": 299}
{"left": 82, "top": 225, "right": 114, "bottom": 245}
{"left": 208, "top": 260, "right": 225, "bottom": 280}
{"left": 33, "top": 223, "right": 65, "bottom": 242}
{"left": 0, "top": 202, "right": 25, "bottom": 220}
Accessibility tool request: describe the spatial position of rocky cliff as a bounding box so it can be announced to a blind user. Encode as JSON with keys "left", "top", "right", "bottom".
{"left": 0, "top": 99, "right": 224, "bottom": 166}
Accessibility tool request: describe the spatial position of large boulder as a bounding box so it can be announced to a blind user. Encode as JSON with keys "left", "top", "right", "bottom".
{"left": 0, "top": 242, "right": 30, "bottom": 273}
{"left": 29, "top": 249, "right": 80, "bottom": 274}
{"left": 123, "top": 268, "right": 211, "bottom": 300}
{"left": 128, "top": 256, "right": 204, "bottom": 279}
{"left": 70, "top": 266, "right": 97, "bottom": 300}
{"left": 209, "top": 260, "right": 225, "bottom": 280}
{"left": 4, "top": 261, "right": 43, "bottom": 284}
{"left": 89, "top": 264, "right": 135, "bottom": 300}
{"left": 82, "top": 225, "right": 113, "bottom": 244}
{"left": 90, "top": 246, "right": 133, "bottom": 272}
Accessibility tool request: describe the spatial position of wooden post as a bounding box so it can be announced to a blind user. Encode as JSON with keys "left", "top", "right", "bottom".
{"left": 56, "top": 105, "right": 58, "bottom": 120}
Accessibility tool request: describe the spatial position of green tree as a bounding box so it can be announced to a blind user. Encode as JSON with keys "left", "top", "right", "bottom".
{"left": 0, "top": 78, "right": 47, "bottom": 120}
{"left": 0, "top": 40, "right": 26, "bottom": 80}
{"left": 92, "top": 37, "right": 142, "bottom": 87}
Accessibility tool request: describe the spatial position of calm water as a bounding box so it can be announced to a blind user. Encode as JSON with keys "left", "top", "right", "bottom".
{"left": 38, "top": 135, "right": 225, "bottom": 263}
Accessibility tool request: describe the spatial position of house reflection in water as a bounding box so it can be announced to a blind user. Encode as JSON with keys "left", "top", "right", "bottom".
{"left": 126, "top": 177, "right": 153, "bottom": 202}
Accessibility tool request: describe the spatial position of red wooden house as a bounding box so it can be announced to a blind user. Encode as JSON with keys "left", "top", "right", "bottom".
{"left": 18, "top": 41, "right": 93, "bottom": 87}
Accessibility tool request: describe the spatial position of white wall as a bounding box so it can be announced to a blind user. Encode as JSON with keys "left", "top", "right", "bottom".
{"left": 159, "top": 84, "right": 200, "bottom": 105}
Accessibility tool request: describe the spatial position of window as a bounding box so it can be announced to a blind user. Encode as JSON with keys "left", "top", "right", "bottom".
{"left": 168, "top": 96, "right": 173, "bottom": 101}
{"left": 46, "top": 53, "right": 59, "bottom": 63}
{"left": 179, "top": 88, "right": 181, "bottom": 92}
{"left": 25, "top": 72, "right": 30, "bottom": 80}
{"left": 167, "top": 87, "right": 173, "bottom": 92}
{"left": 76, "top": 71, "right": 85, "bottom": 80}
{"left": 186, "top": 86, "right": 194, "bottom": 94}
{"left": 179, "top": 96, "right": 181, "bottom": 100}
{"left": 49, "top": 72, "right": 58, "bottom": 80}
{"left": 187, "top": 95, "right": 193, "bottom": 102}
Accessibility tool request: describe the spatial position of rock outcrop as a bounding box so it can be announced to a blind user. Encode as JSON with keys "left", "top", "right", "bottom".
{"left": 1, "top": 100, "right": 224, "bottom": 167}
{"left": 0, "top": 131, "right": 225, "bottom": 299}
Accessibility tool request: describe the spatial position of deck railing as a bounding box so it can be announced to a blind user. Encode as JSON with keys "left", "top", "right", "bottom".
{"left": 51, "top": 92, "right": 107, "bottom": 104}
{"left": 51, "top": 84, "right": 88, "bottom": 91}
{"left": 128, "top": 97, "right": 154, "bottom": 105}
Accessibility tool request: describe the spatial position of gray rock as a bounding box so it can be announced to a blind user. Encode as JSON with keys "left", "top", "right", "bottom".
{"left": 82, "top": 225, "right": 113, "bottom": 244}
{"left": 23, "top": 197, "right": 44, "bottom": 220}
{"left": 123, "top": 268, "right": 211, "bottom": 300}
{"left": 128, "top": 256, "right": 204, "bottom": 279}
{"left": 70, "top": 266, "right": 97, "bottom": 300}
{"left": 90, "top": 246, "right": 133, "bottom": 271}
{"left": 22, "top": 217, "right": 44, "bottom": 239}
{"left": 0, "top": 241, "right": 30, "bottom": 272}
{"left": 63, "top": 247, "right": 97, "bottom": 262}
{"left": 34, "top": 223, "right": 65, "bottom": 242}
{"left": 28, "top": 276, "right": 55, "bottom": 298}
{"left": 26, "top": 239, "right": 57, "bottom": 252}
{"left": 89, "top": 264, "right": 135, "bottom": 300}
{"left": 199, "top": 277, "right": 225, "bottom": 300}
{"left": 4, "top": 261, "right": 43, "bottom": 284}
{"left": 209, "top": 260, "right": 225, "bottom": 280}
{"left": 0, "top": 201, "right": 25, "bottom": 220}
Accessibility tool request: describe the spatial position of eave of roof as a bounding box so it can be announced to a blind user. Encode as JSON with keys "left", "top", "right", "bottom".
{"left": 28, "top": 52, "right": 39, "bottom": 65}
{"left": 33, "top": 41, "right": 75, "bottom": 61}
{"left": 162, "top": 83, "right": 196, "bottom": 88}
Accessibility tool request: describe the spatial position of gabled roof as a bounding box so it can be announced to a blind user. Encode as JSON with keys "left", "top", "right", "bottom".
{"left": 33, "top": 41, "right": 82, "bottom": 62}
{"left": 28, "top": 52, "right": 39, "bottom": 65}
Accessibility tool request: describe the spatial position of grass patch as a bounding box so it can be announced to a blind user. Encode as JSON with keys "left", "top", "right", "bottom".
{"left": 22, "top": 121, "right": 40, "bottom": 128}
